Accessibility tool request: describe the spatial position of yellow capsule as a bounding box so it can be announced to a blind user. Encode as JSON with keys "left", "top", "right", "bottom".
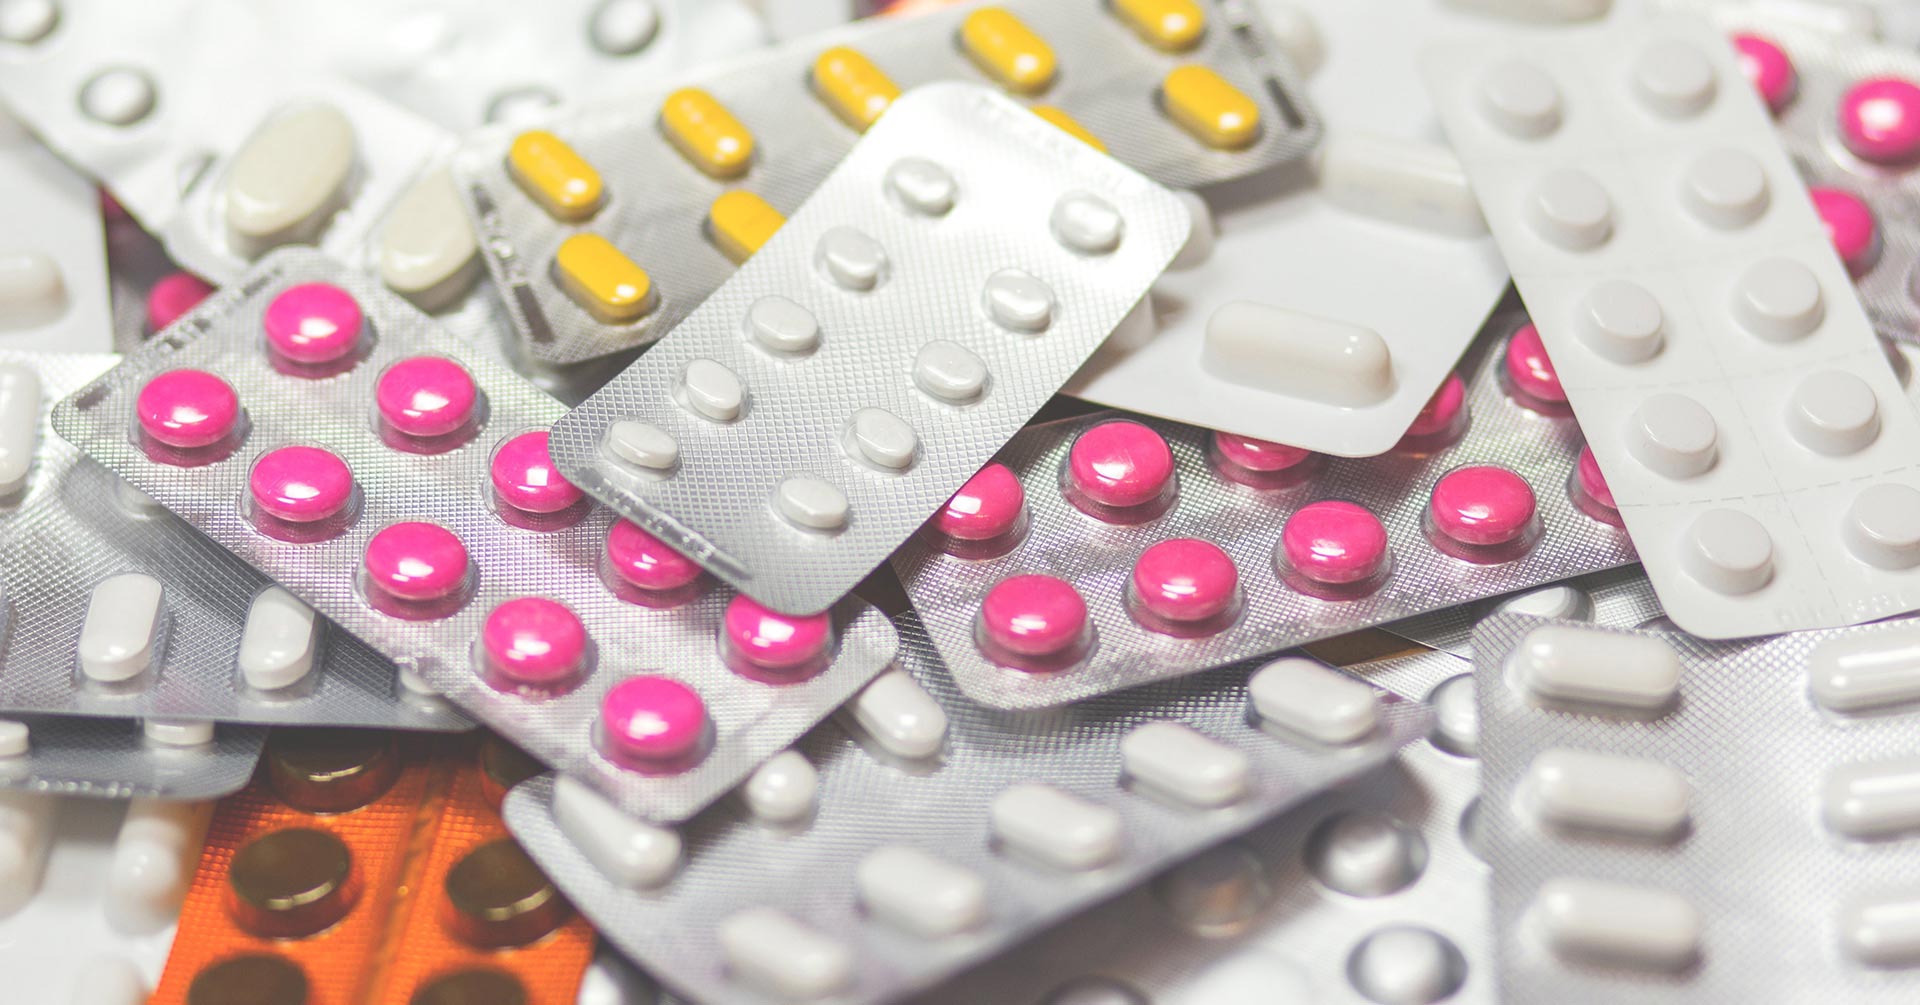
{"left": 1162, "top": 64, "right": 1262, "bottom": 150}
{"left": 506, "top": 130, "right": 604, "bottom": 222}
{"left": 1112, "top": 0, "right": 1206, "bottom": 52}
{"left": 553, "top": 233, "right": 655, "bottom": 324}
{"left": 959, "top": 8, "right": 1057, "bottom": 95}
{"left": 1031, "top": 106, "right": 1106, "bottom": 153}
{"left": 708, "top": 190, "right": 785, "bottom": 263}
{"left": 660, "top": 88, "right": 755, "bottom": 179}
{"left": 811, "top": 46, "right": 900, "bottom": 132}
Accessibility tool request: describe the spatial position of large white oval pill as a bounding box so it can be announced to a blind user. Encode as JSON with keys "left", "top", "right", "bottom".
{"left": 742, "top": 750, "right": 816, "bottom": 825}
{"left": 1839, "top": 891, "right": 1920, "bottom": 966}
{"left": 377, "top": 169, "right": 479, "bottom": 311}
{"left": 1316, "top": 132, "right": 1486, "bottom": 237}
{"left": 851, "top": 670, "right": 947, "bottom": 760}
{"left": 1824, "top": 756, "right": 1920, "bottom": 839}
{"left": 1810, "top": 623, "right": 1920, "bottom": 713}
{"left": 1248, "top": 656, "right": 1380, "bottom": 745}
{"left": 717, "top": 907, "right": 854, "bottom": 999}
{"left": 843, "top": 407, "right": 918, "bottom": 471}
{"left": 1506, "top": 625, "right": 1680, "bottom": 712}
{"left": 913, "top": 340, "right": 989, "bottom": 403}
{"left": 990, "top": 783, "right": 1122, "bottom": 871}
{"left": 1532, "top": 876, "right": 1700, "bottom": 971}
{"left": 678, "top": 358, "right": 744, "bottom": 421}
{"left": 815, "top": 227, "right": 888, "bottom": 291}
{"left": 0, "top": 363, "right": 42, "bottom": 495}
{"left": 0, "top": 788, "right": 55, "bottom": 915}
{"left": 774, "top": 476, "right": 848, "bottom": 532}
{"left": 602, "top": 420, "right": 679, "bottom": 472}
{"left": 238, "top": 587, "right": 318, "bottom": 691}
{"left": 1120, "top": 720, "right": 1250, "bottom": 808}
{"left": 886, "top": 158, "right": 957, "bottom": 217}
{"left": 1202, "top": 302, "right": 1393, "bottom": 407}
{"left": 552, "top": 776, "right": 681, "bottom": 887}
{"left": 79, "top": 573, "right": 164, "bottom": 683}
{"left": 1050, "top": 192, "right": 1125, "bottom": 254}
{"left": 856, "top": 845, "right": 988, "bottom": 938}
{"left": 1522, "top": 748, "right": 1690, "bottom": 839}
{"left": 225, "top": 104, "right": 358, "bottom": 254}
{"left": 742, "top": 295, "right": 820, "bottom": 355}
{"left": 981, "top": 269, "right": 1055, "bottom": 333}
{"left": 105, "top": 797, "right": 211, "bottom": 934}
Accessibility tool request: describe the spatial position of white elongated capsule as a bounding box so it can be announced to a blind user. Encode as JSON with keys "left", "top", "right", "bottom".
{"left": 855, "top": 845, "right": 989, "bottom": 938}
{"left": 1247, "top": 656, "right": 1380, "bottom": 744}
{"left": 1808, "top": 626, "right": 1920, "bottom": 713}
{"left": 78, "top": 573, "right": 164, "bottom": 683}
{"left": 1316, "top": 133, "right": 1486, "bottom": 237}
{"left": 1506, "top": 625, "right": 1680, "bottom": 713}
{"left": 1839, "top": 890, "right": 1920, "bottom": 966}
{"left": 990, "top": 783, "right": 1122, "bottom": 871}
{"left": 105, "top": 798, "right": 212, "bottom": 934}
{"left": 377, "top": 168, "right": 480, "bottom": 311}
{"left": 0, "top": 252, "right": 66, "bottom": 332}
{"left": 224, "top": 103, "right": 358, "bottom": 254}
{"left": 1120, "top": 720, "right": 1250, "bottom": 808}
{"left": 1444, "top": 0, "right": 1613, "bottom": 22}
{"left": 0, "top": 362, "right": 42, "bottom": 495}
{"left": 1522, "top": 748, "right": 1690, "bottom": 839}
{"left": 1203, "top": 302, "right": 1393, "bottom": 406}
{"left": 238, "top": 587, "right": 319, "bottom": 691}
{"left": 741, "top": 750, "right": 817, "bottom": 824}
{"left": 1532, "top": 876, "right": 1701, "bottom": 971}
{"left": 850, "top": 670, "right": 947, "bottom": 760}
{"left": 67, "top": 956, "right": 149, "bottom": 1005}
{"left": 717, "top": 906, "right": 854, "bottom": 999}
{"left": 553, "top": 776, "right": 681, "bottom": 887}
{"left": 1823, "top": 756, "right": 1920, "bottom": 839}
{"left": 0, "top": 788, "right": 56, "bottom": 915}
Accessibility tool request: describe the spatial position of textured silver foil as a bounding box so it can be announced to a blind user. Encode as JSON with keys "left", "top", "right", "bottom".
{"left": 1387, "top": 563, "right": 1668, "bottom": 659}
{"left": 0, "top": 713, "right": 264, "bottom": 800}
{"left": 895, "top": 313, "right": 1639, "bottom": 709}
{"left": 551, "top": 83, "right": 1191, "bottom": 616}
{"left": 1473, "top": 612, "right": 1920, "bottom": 1004}
{"left": 453, "top": 0, "right": 1318, "bottom": 365}
{"left": 52, "top": 250, "right": 898, "bottom": 822}
{"left": 503, "top": 612, "right": 1431, "bottom": 1005}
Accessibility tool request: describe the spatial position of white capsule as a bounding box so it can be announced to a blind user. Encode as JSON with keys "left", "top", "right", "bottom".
{"left": 1839, "top": 890, "right": 1920, "bottom": 966}
{"left": 1575, "top": 280, "right": 1665, "bottom": 364}
{"left": 1824, "top": 756, "right": 1920, "bottom": 838}
{"left": 678, "top": 358, "right": 744, "bottom": 421}
{"left": 913, "top": 340, "right": 989, "bottom": 403}
{"left": 774, "top": 476, "right": 848, "bottom": 532}
{"left": 1786, "top": 370, "right": 1878, "bottom": 456}
{"left": 0, "top": 252, "right": 67, "bottom": 332}
{"left": 1845, "top": 484, "right": 1920, "bottom": 571}
{"left": 237, "top": 587, "right": 318, "bottom": 691}
{"left": 1527, "top": 169, "right": 1612, "bottom": 250}
{"left": 990, "top": 783, "right": 1122, "bottom": 871}
{"left": 225, "top": 104, "right": 357, "bottom": 254}
{"left": 1680, "top": 148, "right": 1768, "bottom": 229}
{"left": 1626, "top": 393, "right": 1717, "bottom": 479}
{"left": 79, "top": 573, "right": 164, "bottom": 683}
{"left": 0, "top": 718, "right": 26, "bottom": 758}
{"left": 1479, "top": 60, "right": 1563, "bottom": 138}
{"left": 588, "top": 0, "right": 660, "bottom": 55}
{"left": 603, "top": 419, "right": 679, "bottom": 471}
{"left": 1427, "top": 674, "right": 1478, "bottom": 758}
{"left": 1168, "top": 190, "right": 1215, "bottom": 269}
{"left": 742, "top": 295, "right": 821, "bottom": 355}
{"left": 1733, "top": 258, "right": 1824, "bottom": 342}
{"left": 106, "top": 798, "right": 211, "bottom": 934}
{"left": 78, "top": 68, "right": 156, "bottom": 126}
{"left": 1811, "top": 624, "right": 1920, "bottom": 713}
{"left": 1202, "top": 302, "right": 1393, "bottom": 407}
{"left": 1632, "top": 40, "right": 1717, "bottom": 119}
{"left": 553, "top": 776, "right": 681, "bottom": 887}
{"left": 981, "top": 269, "right": 1055, "bottom": 334}
{"left": 143, "top": 720, "right": 212, "bottom": 747}
{"left": 1522, "top": 748, "right": 1690, "bottom": 839}
{"left": 0, "top": 363, "right": 42, "bottom": 495}
{"left": 1680, "top": 509, "right": 1774, "bottom": 596}
{"left": 742, "top": 750, "right": 817, "bottom": 825}
{"left": 717, "top": 907, "right": 854, "bottom": 999}
{"left": 856, "top": 845, "right": 988, "bottom": 938}
{"left": 1446, "top": 0, "right": 1612, "bottom": 22}
{"left": 885, "top": 158, "right": 956, "bottom": 217}
{"left": 67, "top": 956, "right": 149, "bottom": 1005}
{"left": 1248, "top": 656, "right": 1380, "bottom": 745}
{"left": 376, "top": 169, "right": 479, "bottom": 311}
{"left": 0, "top": 788, "right": 55, "bottom": 915}
{"left": 843, "top": 407, "right": 918, "bottom": 471}
{"left": 851, "top": 670, "right": 947, "bottom": 760}
{"left": 1049, "top": 192, "right": 1125, "bottom": 255}
{"left": 1316, "top": 133, "right": 1486, "bottom": 237}
{"left": 1120, "top": 720, "right": 1249, "bottom": 808}
{"left": 1506, "top": 625, "right": 1680, "bottom": 712}
{"left": 1532, "top": 876, "right": 1700, "bottom": 971}
{"left": 1497, "top": 584, "right": 1592, "bottom": 622}
{"left": 815, "top": 226, "right": 888, "bottom": 291}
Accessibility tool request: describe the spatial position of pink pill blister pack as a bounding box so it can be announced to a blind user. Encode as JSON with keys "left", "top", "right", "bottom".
{"left": 893, "top": 310, "right": 1636, "bottom": 709}
{"left": 1473, "top": 612, "right": 1920, "bottom": 1002}
{"left": 549, "top": 83, "right": 1192, "bottom": 617}
{"left": 502, "top": 612, "right": 1430, "bottom": 1005}
{"left": 0, "top": 351, "right": 465, "bottom": 731}
{"left": 50, "top": 249, "right": 900, "bottom": 821}
{"left": 1424, "top": 14, "right": 1920, "bottom": 640}
{"left": 0, "top": 713, "right": 264, "bottom": 801}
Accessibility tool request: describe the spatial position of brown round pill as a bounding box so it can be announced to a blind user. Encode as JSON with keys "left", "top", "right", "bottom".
{"left": 442, "top": 837, "right": 570, "bottom": 948}
{"left": 477, "top": 733, "right": 544, "bottom": 810}
{"left": 409, "top": 967, "right": 530, "bottom": 1005}
{"left": 186, "top": 953, "right": 310, "bottom": 1005}
{"left": 266, "top": 727, "right": 399, "bottom": 813}
{"left": 227, "top": 827, "right": 358, "bottom": 938}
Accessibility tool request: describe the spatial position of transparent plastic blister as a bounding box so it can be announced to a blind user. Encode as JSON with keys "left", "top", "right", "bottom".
{"left": 895, "top": 312, "right": 1636, "bottom": 710}
{"left": 1387, "top": 564, "right": 1667, "bottom": 659}
{"left": 502, "top": 613, "right": 1431, "bottom": 1005}
{"left": 550, "top": 83, "right": 1191, "bottom": 617}
{"left": 0, "top": 714, "right": 264, "bottom": 800}
{"left": 1424, "top": 14, "right": 1920, "bottom": 639}
{"left": 0, "top": 351, "right": 466, "bottom": 730}
{"left": 0, "top": 106, "right": 113, "bottom": 353}
{"left": 51, "top": 250, "right": 899, "bottom": 821}
{"left": 452, "top": 0, "right": 1317, "bottom": 365}
{"left": 1473, "top": 612, "right": 1920, "bottom": 1002}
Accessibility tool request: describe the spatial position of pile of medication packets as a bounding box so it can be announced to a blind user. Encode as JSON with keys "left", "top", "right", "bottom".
{"left": 16, "top": 1, "right": 1920, "bottom": 1003}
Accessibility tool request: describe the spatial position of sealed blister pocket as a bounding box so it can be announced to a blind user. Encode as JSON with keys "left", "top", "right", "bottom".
{"left": 0, "top": 713, "right": 264, "bottom": 801}
{"left": 0, "top": 106, "right": 113, "bottom": 353}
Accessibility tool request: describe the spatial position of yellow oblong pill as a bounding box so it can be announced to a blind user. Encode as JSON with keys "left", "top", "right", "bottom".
{"left": 1031, "top": 106, "right": 1106, "bottom": 153}
{"left": 506, "top": 130, "right": 604, "bottom": 222}
{"left": 1162, "top": 64, "right": 1262, "bottom": 150}
{"left": 811, "top": 46, "right": 900, "bottom": 132}
{"left": 959, "top": 8, "right": 1057, "bottom": 95}
{"left": 553, "top": 233, "right": 655, "bottom": 324}
{"left": 660, "top": 88, "right": 754, "bottom": 179}
{"left": 1112, "top": 0, "right": 1206, "bottom": 52}
{"left": 708, "top": 190, "right": 785, "bottom": 263}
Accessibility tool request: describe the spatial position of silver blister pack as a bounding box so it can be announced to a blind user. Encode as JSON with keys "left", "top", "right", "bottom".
{"left": 453, "top": 0, "right": 1315, "bottom": 365}
{"left": 1474, "top": 612, "right": 1920, "bottom": 1002}
{"left": 51, "top": 250, "right": 899, "bottom": 822}
{"left": 894, "top": 312, "right": 1638, "bottom": 709}
{"left": 502, "top": 612, "right": 1431, "bottom": 1005}
{"left": 0, "top": 713, "right": 264, "bottom": 801}
{"left": 0, "top": 351, "right": 466, "bottom": 730}
{"left": 551, "top": 83, "right": 1191, "bottom": 617}
{"left": 1387, "top": 563, "right": 1668, "bottom": 659}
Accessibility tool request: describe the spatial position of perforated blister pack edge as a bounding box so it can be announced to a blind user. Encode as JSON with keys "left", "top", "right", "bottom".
{"left": 0, "top": 713, "right": 265, "bottom": 801}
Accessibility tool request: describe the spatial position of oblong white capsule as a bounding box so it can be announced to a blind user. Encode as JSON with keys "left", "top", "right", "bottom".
{"left": 1506, "top": 625, "right": 1680, "bottom": 713}
{"left": 78, "top": 573, "right": 164, "bottom": 683}
{"left": 105, "top": 797, "right": 212, "bottom": 934}
{"left": 1522, "top": 748, "right": 1690, "bottom": 839}
{"left": 1248, "top": 656, "right": 1380, "bottom": 745}
{"left": 0, "top": 788, "right": 55, "bottom": 915}
{"left": 1203, "top": 302, "right": 1393, "bottom": 407}
{"left": 552, "top": 776, "right": 681, "bottom": 887}
{"left": 1823, "top": 756, "right": 1920, "bottom": 839}
{"left": 237, "top": 587, "right": 318, "bottom": 691}
{"left": 1532, "top": 876, "right": 1701, "bottom": 971}
{"left": 1839, "top": 890, "right": 1920, "bottom": 966}
{"left": 741, "top": 750, "right": 817, "bottom": 825}
{"left": 855, "top": 845, "right": 988, "bottom": 938}
{"left": 1808, "top": 626, "right": 1920, "bottom": 713}
{"left": 0, "top": 362, "right": 43, "bottom": 495}
{"left": 1120, "top": 720, "right": 1250, "bottom": 808}
{"left": 850, "top": 670, "right": 947, "bottom": 760}
{"left": 1316, "top": 133, "right": 1486, "bottom": 237}
{"left": 717, "top": 906, "right": 854, "bottom": 1000}
{"left": 990, "top": 783, "right": 1122, "bottom": 871}
{"left": 224, "top": 103, "right": 358, "bottom": 254}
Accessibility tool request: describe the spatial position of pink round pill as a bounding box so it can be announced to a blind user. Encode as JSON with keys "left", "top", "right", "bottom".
{"left": 1280, "top": 501, "right": 1389, "bottom": 586}
{"left": 490, "top": 431, "right": 583, "bottom": 515}
{"left": 1733, "top": 33, "right": 1796, "bottom": 115}
{"left": 1504, "top": 324, "right": 1565, "bottom": 404}
{"left": 1577, "top": 446, "right": 1616, "bottom": 511}
{"left": 1067, "top": 421, "right": 1175, "bottom": 510}
{"left": 145, "top": 272, "right": 214, "bottom": 332}
{"left": 1809, "top": 187, "right": 1880, "bottom": 277}
{"left": 482, "top": 597, "right": 588, "bottom": 685}
{"left": 376, "top": 357, "right": 479, "bottom": 438}
{"left": 1839, "top": 77, "right": 1920, "bottom": 166}
{"left": 933, "top": 463, "right": 1025, "bottom": 541}
{"left": 1429, "top": 466, "right": 1537, "bottom": 547}
{"left": 136, "top": 369, "right": 240, "bottom": 449}
{"left": 723, "top": 596, "right": 832, "bottom": 673}
{"left": 599, "top": 676, "right": 708, "bottom": 764}
{"left": 364, "top": 522, "right": 469, "bottom": 602}
{"left": 248, "top": 445, "right": 353, "bottom": 523}
{"left": 263, "top": 283, "right": 364, "bottom": 364}
{"left": 1131, "top": 539, "right": 1239, "bottom": 623}
{"left": 1404, "top": 373, "right": 1467, "bottom": 439}
{"left": 979, "top": 574, "right": 1088, "bottom": 658}
{"left": 1212, "top": 431, "right": 1312, "bottom": 473}
{"left": 606, "top": 520, "right": 702, "bottom": 592}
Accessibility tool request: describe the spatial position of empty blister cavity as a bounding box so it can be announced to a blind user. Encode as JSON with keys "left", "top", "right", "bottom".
{"left": 1823, "top": 756, "right": 1920, "bottom": 839}
{"left": 1531, "top": 876, "right": 1701, "bottom": 971}
{"left": 990, "top": 783, "right": 1122, "bottom": 870}
{"left": 1808, "top": 624, "right": 1920, "bottom": 713}
{"left": 1248, "top": 657, "right": 1379, "bottom": 745}
{"left": 1526, "top": 169, "right": 1612, "bottom": 251}
{"left": 1786, "top": 371, "right": 1879, "bottom": 456}
{"left": 1152, "top": 842, "right": 1270, "bottom": 936}
{"left": 1520, "top": 748, "right": 1690, "bottom": 840}
{"left": 1574, "top": 280, "right": 1664, "bottom": 364}
{"left": 79, "top": 573, "right": 164, "bottom": 684}
{"left": 851, "top": 670, "right": 947, "bottom": 760}
{"left": 1845, "top": 484, "right": 1920, "bottom": 570}
{"left": 1506, "top": 624, "right": 1680, "bottom": 712}
{"left": 1202, "top": 302, "right": 1393, "bottom": 406}
{"left": 856, "top": 846, "right": 989, "bottom": 938}
{"left": 237, "top": 587, "right": 319, "bottom": 691}
{"left": 718, "top": 907, "right": 853, "bottom": 999}
{"left": 1120, "top": 720, "right": 1249, "bottom": 808}
{"left": 224, "top": 104, "right": 358, "bottom": 256}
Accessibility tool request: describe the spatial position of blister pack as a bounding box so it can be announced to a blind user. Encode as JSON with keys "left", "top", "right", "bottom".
{"left": 0, "top": 714, "right": 264, "bottom": 800}
{"left": 0, "top": 105, "right": 113, "bottom": 353}
{"left": 51, "top": 250, "right": 899, "bottom": 820}
{"left": 1424, "top": 14, "right": 1920, "bottom": 639}
{"left": 550, "top": 83, "right": 1190, "bottom": 616}
{"left": 1388, "top": 563, "right": 1667, "bottom": 659}
{"left": 452, "top": 0, "right": 1314, "bottom": 365}
{"left": 894, "top": 310, "right": 1637, "bottom": 709}
{"left": 1473, "top": 612, "right": 1920, "bottom": 1001}
{"left": 0, "top": 351, "right": 465, "bottom": 730}
{"left": 502, "top": 612, "right": 1431, "bottom": 1005}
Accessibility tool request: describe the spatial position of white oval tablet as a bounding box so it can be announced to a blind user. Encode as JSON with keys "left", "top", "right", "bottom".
{"left": 774, "top": 476, "right": 848, "bottom": 532}
{"left": 990, "top": 783, "right": 1122, "bottom": 871}
{"left": 885, "top": 158, "right": 956, "bottom": 217}
{"left": 1845, "top": 484, "right": 1920, "bottom": 571}
{"left": 1120, "top": 720, "right": 1250, "bottom": 808}
{"left": 0, "top": 0, "right": 59, "bottom": 44}
{"left": 79, "top": 67, "right": 156, "bottom": 126}
{"left": 1480, "top": 60, "right": 1562, "bottom": 138}
{"left": 843, "top": 407, "right": 917, "bottom": 471}
{"left": 377, "top": 169, "right": 479, "bottom": 311}
{"left": 1315, "top": 132, "right": 1486, "bottom": 237}
{"left": 589, "top": 0, "right": 660, "bottom": 55}
{"left": 742, "top": 750, "right": 816, "bottom": 824}
{"left": 238, "top": 587, "right": 318, "bottom": 691}
{"left": 815, "top": 227, "right": 888, "bottom": 291}
{"left": 1839, "top": 891, "right": 1920, "bottom": 966}
{"left": 717, "top": 907, "right": 854, "bottom": 999}
{"left": 1497, "top": 584, "right": 1592, "bottom": 622}
{"left": 0, "top": 719, "right": 25, "bottom": 759}
{"left": 1786, "top": 370, "right": 1878, "bottom": 456}
{"left": 0, "top": 363, "right": 42, "bottom": 495}
{"left": 225, "top": 104, "right": 358, "bottom": 252}
{"left": 553, "top": 776, "right": 681, "bottom": 887}
{"left": 1681, "top": 148, "right": 1767, "bottom": 229}
{"left": 1809, "top": 623, "right": 1920, "bottom": 713}
{"left": 1532, "top": 876, "right": 1700, "bottom": 971}
{"left": 1526, "top": 169, "right": 1612, "bottom": 250}
{"left": 602, "top": 420, "right": 679, "bottom": 471}
{"left": 913, "top": 340, "right": 988, "bottom": 403}
{"left": 1625, "top": 393, "right": 1717, "bottom": 478}
{"left": 1632, "top": 39, "right": 1716, "bottom": 118}
{"left": 742, "top": 295, "right": 820, "bottom": 355}
{"left": 1248, "top": 656, "right": 1380, "bottom": 745}
{"left": 1575, "top": 280, "right": 1664, "bottom": 363}
{"left": 143, "top": 720, "right": 212, "bottom": 748}
{"left": 1732, "top": 258, "right": 1824, "bottom": 342}
{"left": 1153, "top": 843, "right": 1269, "bottom": 933}
{"left": 1681, "top": 509, "right": 1773, "bottom": 595}
{"left": 1203, "top": 302, "right": 1393, "bottom": 407}
{"left": 1824, "top": 756, "right": 1920, "bottom": 838}
{"left": 1523, "top": 748, "right": 1690, "bottom": 839}
{"left": 106, "top": 798, "right": 210, "bottom": 934}
{"left": 79, "top": 573, "right": 163, "bottom": 683}
{"left": 851, "top": 670, "right": 947, "bottom": 760}
{"left": 856, "top": 846, "right": 988, "bottom": 938}
{"left": 1506, "top": 625, "right": 1680, "bottom": 712}
{"left": 0, "top": 253, "right": 67, "bottom": 332}
{"left": 1049, "top": 192, "right": 1125, "bottom": 255}
{"left": 678, "top": 358, "right": 744, "bottom": 421}
{"left": 981, "top": 269, "right": 1056, "bottom": 334}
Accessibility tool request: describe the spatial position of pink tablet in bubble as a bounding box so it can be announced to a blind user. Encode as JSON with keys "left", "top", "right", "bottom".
{"left": 249, "top": 445, "right": 353, "bottom": 523}
{"left": 376, "top": 356, "right": 478, "bottom": 438}
{"left": 490, "top": 430, "right": 584, "bottom": 515}
{"left": 364, "top": 522, "right": 469, "bottom": 602}
{"left": 263, "top": 283, "right": 363, "bottom": 364}
{"left": 1279, "top": 501, "right": 1389, "bottom": 588}
{"left": 1131, "top": 538, "right": 1239, "bottom": 625}
{"left": 145, "top": 272, "right": 214, "bottom": 333}
{"left": 599, "top": 675, "right": 708, "bottom": 765}
{"left": 723, "top": 595, "right": 831, "bottom": 675}
{"left": 136, "top": 369, "right": 240, "bottom": 448}
{"left": 1839, "top": 77, "right": 1920, "bottom": 166}
{"left": 979, "top": 574, "right": 1089, "bottom": 660}
{"left": 606, "top": 519, "right": 702, "bottom": 593}
{"left": 933, "top": 463, "right": 1026, "bottom": 542}
{"left": 1429, "top": 465, "right": 1537, "bottom": 547}
{"left": 482, "top": 597, "right": 588, "bottom": 686}
{"left": 1732, "top": 33, "right": 1796, "bottom": 115}
{"left": 1066, "top": 420, "right": 1175, "bottom": 511}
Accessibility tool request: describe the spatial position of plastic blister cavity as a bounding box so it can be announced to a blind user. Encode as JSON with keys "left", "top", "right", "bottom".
{"left": 0, "top": 105, "right": 113, "bottom": 353}
{"left": 0, "top": 713, "right": 264, "bottom": 800}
